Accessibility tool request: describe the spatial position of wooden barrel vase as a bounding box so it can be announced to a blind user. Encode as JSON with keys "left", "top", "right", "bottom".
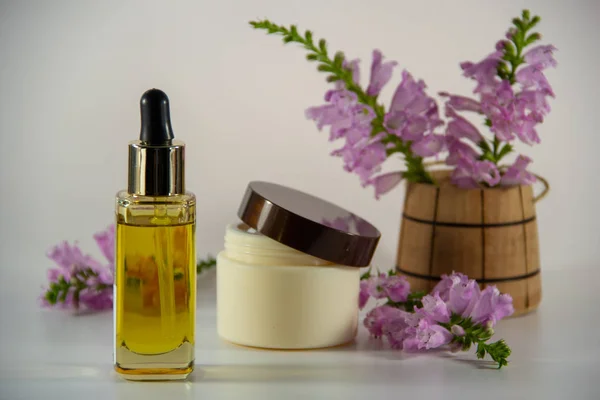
{"left": 396, "top": 170, "right": 544, "bottom": 316}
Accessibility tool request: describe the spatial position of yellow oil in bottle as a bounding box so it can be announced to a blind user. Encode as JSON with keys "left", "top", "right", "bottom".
{"left": 114, "top": 221, "right": 196, "bottom": 380}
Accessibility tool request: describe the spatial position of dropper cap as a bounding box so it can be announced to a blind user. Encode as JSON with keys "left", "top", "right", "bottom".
{"left": 139, "top": 89, "right": 174, "bottom": 145}
{"left": 127, "top": 89, "right": 185, "bottom": 196}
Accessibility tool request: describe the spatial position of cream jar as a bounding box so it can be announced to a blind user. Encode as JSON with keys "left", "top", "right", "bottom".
{"left": 216, "top": 181, "right": 381, "bottom": 350}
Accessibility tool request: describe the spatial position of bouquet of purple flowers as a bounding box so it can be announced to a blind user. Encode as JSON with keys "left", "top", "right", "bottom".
{"left": 251, "top": 9, "right": 556, "bottom": 198}
{"left": 360, "top": 269, "right": 513, "bottom": 368}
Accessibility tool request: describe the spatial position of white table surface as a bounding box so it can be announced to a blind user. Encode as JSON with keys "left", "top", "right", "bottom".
{"left": 1, "top": 267, "right": 597, "bottom": 400}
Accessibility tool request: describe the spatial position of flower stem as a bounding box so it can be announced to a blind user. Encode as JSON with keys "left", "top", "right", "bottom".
{"left": 442, "top": 315, "right": 511, "bottom": 368}
{"left": 500, "top": 10, "right": 542, "bottom": 84}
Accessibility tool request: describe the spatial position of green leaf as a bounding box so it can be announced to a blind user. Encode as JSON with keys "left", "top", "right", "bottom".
{"left": 290, "top": 25, "right": 298, "bottom": 37}
{"left": 319, "top": 38, "right": 327, "bottom": 54}
{"left": 512, "top": 18, "right": 524, "bottom": 31}
{"left": 326, "top": 75, "right": 340, "bottom": 82}
{"left": 522, "top": 9, "right": 531, "bottom": 21}
{"left": 333, "top": 51, "right": 345, "bottom": 68}
{"left": 306, "top": 53, "right": 318, "bottom": 61}
{"left": 477, "top": 138, "right": 492, "bottom": 154}
{"left": 197, "top": 255, "right": 216, "bottom": 274}
{"left": 476, "top": 342, "right": 486, "bottom": 359}
{"left": 496, "top": 143, "right": 513, "bottom": 162}
{"left": 317, "top": 64, "right": 335, "bottom": 73}
{"left": 528, "top": 16, "right": 541, "bottom": 29}
{"left": 360, "top": 267, "right": 372, "bottom": 280}
{"left": 305, "top": 30, "right": 313, "bottom": 42}
{"left": 525, "top": 33, "right": 541, "bottom": 46}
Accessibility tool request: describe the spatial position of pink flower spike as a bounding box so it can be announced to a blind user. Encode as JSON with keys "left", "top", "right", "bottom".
{"left": 366, "top": 50, "right": 397, "bottom": 97}
{"left": 370, "top": 171, "right": 404, "bottom": 199}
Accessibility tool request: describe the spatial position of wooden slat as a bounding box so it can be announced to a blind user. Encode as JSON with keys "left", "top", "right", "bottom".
{"left": 483, "top": 186, "right": 523, "bottom": 224}
{"left": 431, "top": 226, "right": 484, "bottom": 280}
{"left": 404, "top": 181, "right": 439, "bottom": 220}
{"left": 436, "top": 185, "right": 482, "bottom": 224}
{"left": 484, "top": 226, "right": 527, "bottom": 279}
{"left": 397, "top": 218, "right": 433, "bottom": 275}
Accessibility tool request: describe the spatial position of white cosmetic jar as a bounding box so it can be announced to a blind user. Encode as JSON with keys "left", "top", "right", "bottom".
{"left": 216, "top": 181, "right": 381, "bottom": 350}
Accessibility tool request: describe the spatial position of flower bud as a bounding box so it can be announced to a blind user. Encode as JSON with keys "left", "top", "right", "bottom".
{"left": 451, "top": 325, "right": 466, "bottom": 337}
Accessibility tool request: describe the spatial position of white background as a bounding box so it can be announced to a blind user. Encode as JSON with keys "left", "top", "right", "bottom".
{"left": 1, "top": 0, "right": 599, "bottom": 299}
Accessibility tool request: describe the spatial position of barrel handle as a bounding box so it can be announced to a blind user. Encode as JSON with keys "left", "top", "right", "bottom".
{"left": 533, "top": 174, "right": 550, "bottom": 204}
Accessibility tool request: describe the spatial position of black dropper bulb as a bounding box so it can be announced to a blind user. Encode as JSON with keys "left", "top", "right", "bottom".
{"left": 139, "top": 88, "right": 174, "bottom": 145}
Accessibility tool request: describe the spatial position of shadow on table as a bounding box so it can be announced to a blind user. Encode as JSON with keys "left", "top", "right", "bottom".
{"left": 190, "top": 363, "right": 399, "bottom": 384}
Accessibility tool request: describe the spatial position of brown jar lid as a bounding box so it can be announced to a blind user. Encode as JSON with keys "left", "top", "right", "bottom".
{"left": 237, "top": 181, "right": 381, "bottom": 267}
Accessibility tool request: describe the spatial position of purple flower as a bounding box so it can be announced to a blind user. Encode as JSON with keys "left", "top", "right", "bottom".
{"left": 42, "top": 227, "right": 115, "bottom": 312}
{"left": 380, "top": 275, "right": 411, "bottom": 303}
{"left": 364, "top": 305, "right": 406, "bottom": 337}
{"left": 451, "top": 153, "right": 501, "bottom": 188}
{"left": 432, "top": 272, "right": 470, "bottom": 301}
{"left": 469, "top": 286, "right": 514, "bottom": 327}
{"left": 411, "top": 134, "right": 446, "bottom": 157}
{"left": 369, "top": 171, "right": 404, "bottom": 199}
{"left": 47, "top": 242, "right": 103, "bottom": 281}
{"left": 523, "top": 45, "right": 558, "bottom": 69}
{"left": 307, "top": 88, "right": 386, "bottom": 184}
{"left": 359, "top": 280, "right": 370, "bottom": 310}
{"left": 446, "top": 276, "right": 480, "bottom": 316}
{"left": 445, "top": 107, "right": 483, "bottom": 144}
{"left": 384, "top": 70, "right": 443, "bottom": 142}
{"left": 445, "top": 137, "right": 479, "bottom": 166}
{"left": 480, "top": 80, "right": 518, "bottom": 142}
{"left": 460, "top": 51, "right": 503, "bottom": 94}
{"left": 516, "top": 65, "right": 555, "bottom": 97}
{"left": 365, "top": 273, "right": 411, "bottom": 303}
{"left": 93, "top": 225, "right": 115, "bottom": 265}
{"left": 418, "top": 293, "right": 450, "bottom": 323}
{"left": 517, "top": 90, "right": 551, "bottom": 118}
{"left": 333, "top": 140, "right": 387, "bottom": 185}
{"left": 306, "top": 90, "right": 360, "bottom": 140}
{"left": 439, "top": 92, "right": 482, "bottom": 113}
{"left": 382, "top": 313, "right": 411, "bottom": 349}
{"left": 500, "top": 155, "right": 537, "bottom": 186}
{"left": 366, "top": 50, "right": 397, "bottom": 97}
{"left": 78, "top": 289, "right": 113, "bottom": 311}
{"left": 403, "top": 316, "right": 453, "bottom": 351}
